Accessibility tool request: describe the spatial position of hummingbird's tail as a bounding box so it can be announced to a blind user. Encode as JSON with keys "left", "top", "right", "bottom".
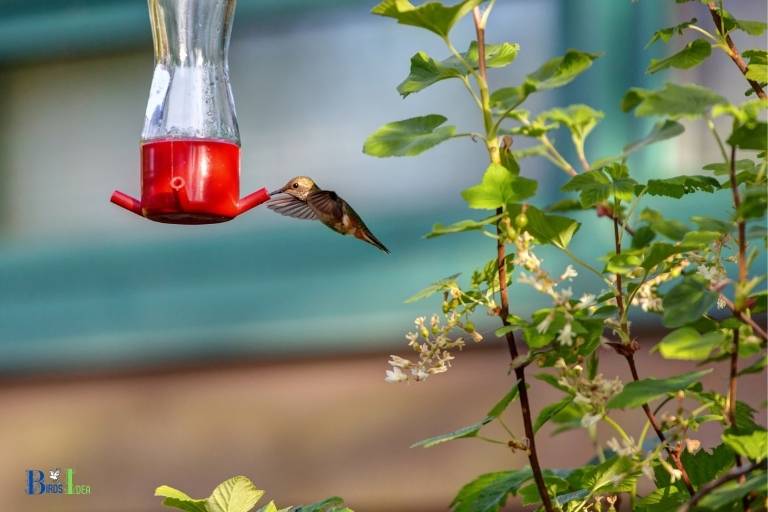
{"left": 355, "top": 227, "right": 390, "bottom": 253}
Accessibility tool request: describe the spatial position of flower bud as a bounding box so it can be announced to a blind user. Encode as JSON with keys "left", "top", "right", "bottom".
{"left": 514, "top": 212, "right": 528, "bottom": 229}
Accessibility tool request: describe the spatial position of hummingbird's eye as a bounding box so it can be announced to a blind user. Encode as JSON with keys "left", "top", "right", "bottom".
{"left": 292, "top": 183, "right": 299, "bottom": 189}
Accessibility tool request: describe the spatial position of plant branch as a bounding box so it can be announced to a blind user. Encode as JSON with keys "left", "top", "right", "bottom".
{"left": 611, "top": 212, "right": 695, "bottom": 495}
{"left": 706, "top": 2, "right": 766, "bottom": 99}
{"left": 472, "top": 7, "right": 553, "bottom": 512}
{"left": 679, "top": 460, "right": 767, "bottom": 512}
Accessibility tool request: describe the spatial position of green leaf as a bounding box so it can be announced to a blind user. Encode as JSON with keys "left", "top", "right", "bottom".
{"left": 722, "top": 12, "right": 768, "bottom": 36}
{"left": 461, "top": 163, "right": 537, "bottom": 209}
{"left": 623, "top": 120, "right": 685, "bottom": 155}
{"left": 728, "top": 121, "right": 768, "bottom": 151}
{"left": 292, "top": 497, "right": 352, "bottom": 512}
{"left": 491, "top": 50, "right": 599, "bottom": 108}
{"left": 646, "top": 18, "right": 697, "bottom": 47}
{"left": 207, "top": 476, "right": 265, "bottom": 512}
{"left": 722, "top": 428, "right": 768, "bottom": 461}
{"left": 534, "top": 396, "right": 574, "bottom": 433}
{"left": 412, "top": 383, "right": 520, "bottom": 448}
{"left": 450, "top": 469, "right": 533, "bottom": 512}
{"left": 156, "top": 486, "right": 209, "bottom": 512}
{"left": 562, "top": 164, "right": 637, "bottom": 207}
{"left": 622, "top": 83, "right": 725, "bottom": 119}
{"left": 662, "top": 274, "right": 717, "bottom": 328}
{"left": 647, "top": 39, "right": 711, "bottom": 74}
{"left": 579, "top": 456, "right": 639, "bottom": 493}
{"left": 363, "top": 115, "right": 456, "bottom": 157}
{"left": 635, "top": 486, "right": 687, "bottom": 512}
{"left": 640, "top": 208, "right": 688, "bottom": 241}
{"left": 655, "top": 327, "right": 726, "bottom": 360}
{"left": 371, "top": 0, "right": 484, "bottom": 38}
{"left": 256, "top": 501, "right": 279, "bottom": 512}
{"left": 744, "top": 49, "right": 768, "bottom": 83}
{"left": 538, "top": 104, "right": 604, "bottom": 142}
{"left": 644, "top": 175, "right": 720, "bottom": 198}
{"left": 398, "top": 42, "right": 519, "bottom": 97}
{"left": 607, "top": 369, "right": 712, "bottom": 409}
{"left": 518, "top": 474, "right": 570, "bottom": 505}
{"left": 508, "top": 204, "right": 581, "bottom": 249}
{"left": 425, "top": 215, "right": 502, "bottom": 238}
{"left": 404, "top": 273, "right": 460, "bottom": 303}
{"left": 697, "top": 470, "right": 767, "bottom": 510}
{"left": 632, "top": 225, "right": 656, "bottom": 249}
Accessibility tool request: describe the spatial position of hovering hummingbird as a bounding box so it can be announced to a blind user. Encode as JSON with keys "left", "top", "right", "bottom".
{"left": 267, "top": 176, "right": 389, "bottom": 253}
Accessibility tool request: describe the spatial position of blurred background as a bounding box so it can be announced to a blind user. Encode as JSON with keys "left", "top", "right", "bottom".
{"left": 0, "top": 0, "right": 764, "bottom": 510}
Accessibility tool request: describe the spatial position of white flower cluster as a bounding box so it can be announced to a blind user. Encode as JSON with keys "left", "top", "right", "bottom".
{"left": 513, "top": 233, "right": 595, "bottom": 346}
{"left": 555, "top": 358, "right": 623, "bottom": 427}
{"left": 385, "top": 315, "right": 466, "bottom": 383}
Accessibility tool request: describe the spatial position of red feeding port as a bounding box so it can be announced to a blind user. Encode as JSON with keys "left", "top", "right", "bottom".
{"left": 111, "top": 139, "right": 269, "bottom": 224}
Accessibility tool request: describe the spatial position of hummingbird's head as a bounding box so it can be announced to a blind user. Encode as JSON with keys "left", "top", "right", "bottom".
{"left": 270, "top": 176, "right": 318, "bottom": 200}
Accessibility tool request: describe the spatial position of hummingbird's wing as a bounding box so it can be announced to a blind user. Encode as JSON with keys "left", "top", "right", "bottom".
{"left": 306, "top": 190, "right": 343, "bottom": 221}
{"left": 266, "top": 195, "right": 319, "bottom": 220}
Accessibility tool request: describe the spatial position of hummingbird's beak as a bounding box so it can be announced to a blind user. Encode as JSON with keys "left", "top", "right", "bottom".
{"left": 269, "top": 187, "right": 285, "bottom": 196}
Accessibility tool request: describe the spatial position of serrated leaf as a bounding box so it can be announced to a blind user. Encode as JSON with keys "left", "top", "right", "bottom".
{"left": 607, "top": 369, "right": 712, "bottom": 409}
{"left": 450, "top": 469, "right": 533, "bottom": 512}
{"left": 461, "top": 163, "right": 537, "bottom": 209}
{"left": 646, "top": 18, "right": 697, "bottom": 47}
{"left": 641, "top": 208, "right": 688, "bottom": 240}
{"left": 655, "top": 327, "right": 726, "bottom": 360}
{"left": 697, "top": 470, "right": 767, "bottom": 510}
{"left": 207, "top": 476, "right": 265, "bottom": 512}
{"left": 647, "top": 38, "right": 711, "bottom": 74}
{"left": 728, "top": 121, "right": 768, "bottom": 151}
{"left": 371, "top": 0, "right": 484, "bottom": 38}
{"left": 722, "top": 428, "right": 768, "bottom": 461}
{"left": 491, "top": 50, "right": 599, "bottom": 109}
{"left": 398, "top": 42, "right": 519, "bottom": 97}
{"left": 635, "top": 486, "right": 687, "bottom": 512}
{"left": 404, "top": 273, "right": 460, "bottom": 303}
{"left": 744, "top": 49, "right": 768, "bottom": 83}
{"left": 537, "top": 104, "right": 604, "bottom": 142}
{"left": 644, "top": 175, "right": 720, "bottom": 198}
{"left": 623, "top": 120, "right": 685, "bottom": 155}
{"left": 291, "top": 497, "right": 352, "bottom": 512}
{"left": 364, "top": 115, "right": 455, "bottom": 157}
{"left": 156, "top": 485, "right": 209, "bottom": 512}
{"left": 562, "top": 164, "right": 637, "bottom": 208}
{"left": 534, "top": 396, "right": 574, "bottom": 433}
{"left": 662, "top": 274, "right": 717, "bottom": 328}
{"left": 622, "top": 83, "right": 725, "bottom": 119}
{"left": 508, "top": 204, "right": 581, "bottom": 249}
{"left": 425, "top": 215, "right": 502, "bottom": 238}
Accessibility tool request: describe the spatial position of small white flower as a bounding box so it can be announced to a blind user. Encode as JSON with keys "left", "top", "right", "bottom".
{"left": 581, "top": 413, "right": 602, "bottom": 428}
{"left": 411, "top": 367, "right": 430, "bottom": 381}
{"left": 388, "top": 355, "right": 411, "bottom": 368}
{"left": 577, "top": 293, "right": 596, "bottom": 310}
{"left": 537, "top": 313, "right": 554, "bottom": 334}
{"left": 470, "top": 331, "right": 483, "bottom": 343}
{"left": 560, "top": 265, "right": 578, "bottom": 281}
{"left": 558, "top": 322, "right": 574, "bottom": 346}
{"left": 669, "top": 468, "right": 683, "bottom": 483}
{"left": 717, "top": 295, "right": 727, "bottom": 309}
{"left": 385, "top": 366, "right": 408, "bottom": 383}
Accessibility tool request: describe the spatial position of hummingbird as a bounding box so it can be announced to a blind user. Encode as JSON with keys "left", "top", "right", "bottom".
{"left": 267, "top": 176, "right": 390, "bottom": 253}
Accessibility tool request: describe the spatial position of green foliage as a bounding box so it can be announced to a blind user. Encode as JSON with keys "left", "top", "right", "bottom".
{"left": 366, "top": 1, "right": 768, "bottom": 511}
{"left": 371, "top": 0, "right": 484, "bottom": 38}
{"left": 398, "top": 42, "right": 518, "bottom": 97}
{"left": 156, "top": 477, "right": 352, "bottom": 512}
{"left": 607, "top": 369, "right": 712, "bottom": 409}
{"left": 655, "top": 327, "right": 726, "bottom": 360}
{"left": 662, "top": 274, "right": 718, "bottom": 328}
{"left": 622, "top": 83, "right": 725, "bottom": 119}
{"left": 412, "top": 382, "right": 520, "bottom": 447}
{"left": 491, "top": 50, "right": 599, "bottom": 109}
{"left": 647, "top": 39, "right": 711, "bottom": 74}
{"left": 363, "top": 115, "right": 455, "bottom": 157}
{"left": 450, "top": 469, "right": 533, "bottom": 512}
{"left": 461, "top": 163, "right": 537, "bottom": 209}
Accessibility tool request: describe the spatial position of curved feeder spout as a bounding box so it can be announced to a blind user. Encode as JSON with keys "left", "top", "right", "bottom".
{"left": 237, "top": 188, "right": 270, "bottom": 215}
{"left": 110, "top": 190, "right": 143, "bottom": 217}
{"left": 170, "top": 176, "right": 192, "bottom": 212}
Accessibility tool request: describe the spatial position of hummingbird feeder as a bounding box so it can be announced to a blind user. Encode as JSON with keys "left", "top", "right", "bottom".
{"left": 110, "top": 0, "right": 269, "bottom": 224}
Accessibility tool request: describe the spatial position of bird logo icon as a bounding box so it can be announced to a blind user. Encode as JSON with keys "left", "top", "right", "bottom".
{"left": 49, "top": 468, "right": 61, "bottom": 481}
